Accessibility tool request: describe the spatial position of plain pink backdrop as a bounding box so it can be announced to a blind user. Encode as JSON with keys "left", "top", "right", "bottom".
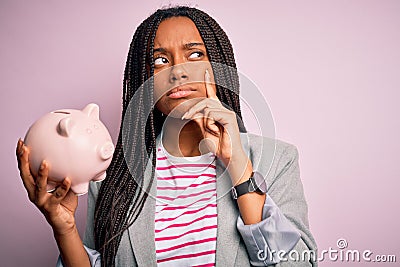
{"left": 1, "top": 1, "right": 399, "bottom": 266}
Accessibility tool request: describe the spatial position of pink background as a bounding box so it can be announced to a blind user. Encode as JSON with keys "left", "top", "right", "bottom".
{"left": 1, "top": 0, "right": 399, "bottom": 266}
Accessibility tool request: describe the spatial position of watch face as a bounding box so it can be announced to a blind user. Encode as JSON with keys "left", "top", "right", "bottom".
{"left": 253, "top": 171, "right": 267, "bottom": 193}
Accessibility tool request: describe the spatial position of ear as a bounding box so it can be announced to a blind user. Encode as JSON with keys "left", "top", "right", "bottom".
{"left": 82, "top": 103, "right": 100, "bottom": 119}
{"left": 57, "top": 117, "right": 75, "bottom": 137}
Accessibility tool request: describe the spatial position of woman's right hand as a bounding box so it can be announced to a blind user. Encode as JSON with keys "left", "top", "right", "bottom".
{"left": 16, "top": 139, "right": 78, "bottom": 236}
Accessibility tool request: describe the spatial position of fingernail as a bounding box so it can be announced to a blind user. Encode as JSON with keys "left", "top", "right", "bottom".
{"left": 205, "top": 69, "right": 210, "bottom": 81}
{"left": 181, "top": 112, "right": 188, "bottom": 120}
{"left": 40, "top": 160, "right": 46, "bottom": 170}
{"left": 19, "top": 146, "right": 24, "bottom": 157}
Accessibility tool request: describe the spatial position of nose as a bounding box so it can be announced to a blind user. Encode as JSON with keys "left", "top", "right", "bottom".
{"left": 169, "top": 64, "right": 189, "bottom": 83}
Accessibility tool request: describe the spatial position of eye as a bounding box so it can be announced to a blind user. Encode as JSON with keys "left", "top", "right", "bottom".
{"left": 154, "top": 57, "right": 169, "bottom": 66}
{"left": 188, "top": 51, "right": 204, "bottom": 59}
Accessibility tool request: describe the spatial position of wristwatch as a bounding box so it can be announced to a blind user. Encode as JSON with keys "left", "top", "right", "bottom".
{"left": 231, "top": 171, "right": 267, "bottom": 200}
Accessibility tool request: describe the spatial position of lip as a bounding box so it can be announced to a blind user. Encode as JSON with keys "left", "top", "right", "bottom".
{"left": 167, "top": 85, "right": 196, "bottom": 99}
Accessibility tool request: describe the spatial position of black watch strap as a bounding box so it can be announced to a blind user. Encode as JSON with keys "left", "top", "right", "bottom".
{"left": 231, "top": 172, "right": 267, "bottom": 200}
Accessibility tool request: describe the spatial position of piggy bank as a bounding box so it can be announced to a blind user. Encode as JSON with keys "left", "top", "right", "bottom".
{"left": 24, "top": 103, "right": 114, "bottom": 195}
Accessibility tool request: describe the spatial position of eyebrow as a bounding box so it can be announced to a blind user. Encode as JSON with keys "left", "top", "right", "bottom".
{"left": 184, "top": 42, "right": 204, "bottom": 49}
{"left": 153, "top": 42, "right": 205, "bottom": 53}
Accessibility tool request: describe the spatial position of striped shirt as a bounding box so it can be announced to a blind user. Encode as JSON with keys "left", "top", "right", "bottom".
{"left": 155, "top": 142, "right": 218, "bottom": 267}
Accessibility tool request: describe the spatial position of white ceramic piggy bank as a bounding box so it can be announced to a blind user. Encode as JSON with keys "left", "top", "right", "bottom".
{"left": 24, "top": 103, "right": 114, "bottom": 195}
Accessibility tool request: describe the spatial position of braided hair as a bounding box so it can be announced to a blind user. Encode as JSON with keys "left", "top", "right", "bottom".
{"left": 94, "top": 6, "right": 246, "bottom": 266}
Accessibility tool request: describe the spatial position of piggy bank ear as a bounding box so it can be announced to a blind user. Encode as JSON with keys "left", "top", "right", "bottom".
{"left": 82, "top": 103, "right": 100, "bottom": 120}
{"left": 57, "top": 117, "right": 75, "bottom": 137}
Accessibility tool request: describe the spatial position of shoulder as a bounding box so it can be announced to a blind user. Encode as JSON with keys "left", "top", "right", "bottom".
{"left": 239, "top": 132, "right": 300, "bottom": 182}
{"left": 240, "top": 132, "right": 298, "bottom": 155}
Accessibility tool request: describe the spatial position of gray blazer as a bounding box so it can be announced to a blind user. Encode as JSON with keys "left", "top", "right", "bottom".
{"left": 77, "top": 133, "right": 317, "bottom": 266}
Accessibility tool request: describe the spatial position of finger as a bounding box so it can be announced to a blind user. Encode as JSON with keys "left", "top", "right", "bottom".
{"left": 182, "top": 98, "right": 221, "bottom": 120}
{"left": 181, "top": 98, "right": 207, "bottom": 120}
{"left": 16, "top": 138, "right": 23, "bottom": 158}
{"left": 50, "top": 177, "right": 71, "bottom": 204}
{"left": 206, "top": 108, "right": 234, "bottom": 126}
{"left": 191, "top": 113, "right": 206, "bottom": 132}
{"left": 36, "top": 160, "right": 50, "bottom": 201}
{"left": 16, "top": 139, "right": 28, "bottom": 169}
{"left": 18, "top": 145, "right": 36, "bottom": 198}
{"left": 203, "top": 108, "right": 220, "bottom": 134}
{"left": 16, "top": 139, "right": 23, "bottom": 168}
{"left": 205, "top": 69, "right": 219, "bottom": 100}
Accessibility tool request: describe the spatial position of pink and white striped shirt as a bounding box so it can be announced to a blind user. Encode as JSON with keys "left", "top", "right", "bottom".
{"left": 155, "top": 142, "right": 217, "bottom": 267}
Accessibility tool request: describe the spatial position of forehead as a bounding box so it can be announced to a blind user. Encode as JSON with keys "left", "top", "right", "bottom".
{"left": 154, "top": 16, "right": 203, "bottom": 48}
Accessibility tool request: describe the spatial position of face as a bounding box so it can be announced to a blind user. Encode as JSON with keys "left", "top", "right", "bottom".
{"left": 152, "top": 16, "right": 216, "bottom": 118}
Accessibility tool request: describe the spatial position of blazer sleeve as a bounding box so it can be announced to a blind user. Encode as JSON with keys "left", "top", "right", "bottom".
{"left": 236, "top": 143, "right": 318, "bottom": 266}
{"left": 82, "top": 181, "right": 102, "bottom": 266}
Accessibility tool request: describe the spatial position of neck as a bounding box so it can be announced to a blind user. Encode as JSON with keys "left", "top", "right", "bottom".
{"left": 161, "top": 117, "right": 205, "bottom": 157}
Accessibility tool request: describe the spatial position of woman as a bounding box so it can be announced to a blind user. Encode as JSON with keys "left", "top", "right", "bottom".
{"left": 16, "top": 6, "right": 317, "bottom": 267}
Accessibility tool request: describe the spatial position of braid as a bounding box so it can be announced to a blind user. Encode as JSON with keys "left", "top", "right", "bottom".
{"left": 187, "top": 10, "right": 245, "bottom": 131}
{"left": 94, "top": 6, "right": 246, "bottom": 266}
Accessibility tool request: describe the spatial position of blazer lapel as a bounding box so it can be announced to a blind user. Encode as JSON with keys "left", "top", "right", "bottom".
{"left": 215, "top": 157, "right": 241, "bottom": 266}
{"left": 127, "top": 137, "right": 161, "bottom": 266}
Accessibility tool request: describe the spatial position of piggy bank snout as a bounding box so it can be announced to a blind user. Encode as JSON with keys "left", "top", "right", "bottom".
{"left": 100, "top": 141, "right": 114, "bottom": 160}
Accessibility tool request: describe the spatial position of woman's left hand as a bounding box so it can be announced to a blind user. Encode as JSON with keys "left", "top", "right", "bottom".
{"left": 182, "top": 70, "right": 252, "bottom": 184}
